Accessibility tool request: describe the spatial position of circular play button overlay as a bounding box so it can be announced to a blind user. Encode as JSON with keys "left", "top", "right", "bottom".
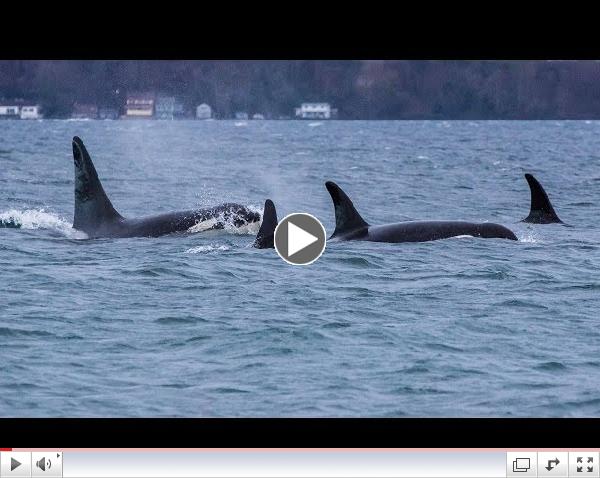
{"left": 274, "top": 213, "right": 327, "bottom": 265}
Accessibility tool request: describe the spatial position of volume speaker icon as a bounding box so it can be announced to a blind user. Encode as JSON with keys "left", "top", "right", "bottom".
{"left": 36, "top": 457, "right": 51, "bottom": 472}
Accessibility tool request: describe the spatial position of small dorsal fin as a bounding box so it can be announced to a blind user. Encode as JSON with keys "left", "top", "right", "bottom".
{"left": 72, "top": 136, "right": 123, "bottom": 234}
{"left": 325, "top": 181, "right": 369, "bottom": 237}
{"left": 522, "top": 173, "right": 562, "bottom": 224}
{"left": 253, "top": 199, "right": 278, "bottom": 248}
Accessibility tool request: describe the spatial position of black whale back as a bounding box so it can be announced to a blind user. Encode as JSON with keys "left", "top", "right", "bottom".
{"left": 522, "top": 173, "right": 562, "bottom": 224}
{"left": 325, "top": 181, "right": 369, "bottom": 238}
{"left": 72, "top": 136, "right": 123, "bottom": 234}
{"left": 325, "top": 180, "right": 518, "bottom": 243}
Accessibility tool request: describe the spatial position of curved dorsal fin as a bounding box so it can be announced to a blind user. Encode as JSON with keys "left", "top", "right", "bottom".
{"left": 522, "top": 173, "right": 562, "bottom": 224}
{"left": 325, "top": 181, "right": 369, "bottom": 237}
{"left": 72, "top": 136, "right": 123, "bottom": 234}
{"left": 254, "top": 199, "right": 278, "bottom": 248}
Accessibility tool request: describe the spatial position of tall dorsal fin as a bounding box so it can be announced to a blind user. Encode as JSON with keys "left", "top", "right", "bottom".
{"left": 522, "top": 173, "right": 562, "bottom": 224}
{"left": 253, "top": 199, "right": 278, "bottom": 248}
{"left": 72, "top": 136, "right": 123, "bottom": 234}
{"left": 325, "top": 181, "right": 369, "bottom": 237}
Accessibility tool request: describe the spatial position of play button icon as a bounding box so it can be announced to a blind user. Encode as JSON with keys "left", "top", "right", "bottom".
{"left": 1, "top": 452, "right": 31, "bottom": 477}
{"left": 274, "top": 213, "right": 326, "bottom": 265}
{"left": 287, "top": 222, "right": 318, "bottom": 256}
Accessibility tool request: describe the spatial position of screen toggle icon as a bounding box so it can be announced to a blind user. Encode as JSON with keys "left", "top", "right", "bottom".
{"left": 513, "top": 458, "right": 531, "bottom": 472}
{"left": 577, "top": 456, "right": 594, "bottom": 473}
{"left": 508, "top": 452, "right": 537, "bottom": 477}
{"left": 570, "top": 453, "right": 600, "bottom": 477}
{"left": 35, "top": 457, "right": 51, "bottom": 472}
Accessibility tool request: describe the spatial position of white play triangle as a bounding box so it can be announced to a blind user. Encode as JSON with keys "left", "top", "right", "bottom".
{"left": 287, "top": 221, "right": 318, "bottom": 256}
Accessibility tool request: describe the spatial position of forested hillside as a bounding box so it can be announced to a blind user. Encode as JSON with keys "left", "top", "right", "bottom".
{"left": 1, "top": 60, "right": 599, "bottom": 119}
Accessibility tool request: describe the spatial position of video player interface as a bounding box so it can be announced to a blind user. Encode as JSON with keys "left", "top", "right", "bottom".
{"left": 0, "top": 450, "right": 598, "bottom": 478}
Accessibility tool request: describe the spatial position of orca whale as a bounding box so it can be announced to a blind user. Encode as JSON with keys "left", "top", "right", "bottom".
{"left": 521, "top": 173, "right": 562, "bottom": 224}
{"left": 253, "top": 199, "right": 278, "bottom": 248}
{"left": 71, "top": 136, "right": 260, "bottom": 238}
{"left": 325, "top": 181, "right": 518, "bottom": 243}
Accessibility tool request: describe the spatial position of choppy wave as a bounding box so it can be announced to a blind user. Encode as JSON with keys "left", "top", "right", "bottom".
{"left": 0, "top": 209, "right": 87, "bottom": 239}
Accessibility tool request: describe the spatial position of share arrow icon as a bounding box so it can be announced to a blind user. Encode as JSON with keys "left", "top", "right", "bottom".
{"left": 546, "top": 458, "right": 560, "bottom": 471}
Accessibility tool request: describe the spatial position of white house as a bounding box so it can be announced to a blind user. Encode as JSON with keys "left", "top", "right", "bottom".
{"left": 295, "top": 103, "right": 332, "bottom": 119}
{"left": 196, "top": 103, "right": 212, "bottom": 119}
{"left": 155, "top": 95, "right": 185, "bottom": 120}
{"left": 0, "top": 105, "right": 20, "bottom": 119}
{"left": 20, "top": 105, "right": 42, "bottom": 119}
{"left": 124, "top": 93, "right": 155, "bottom": 118}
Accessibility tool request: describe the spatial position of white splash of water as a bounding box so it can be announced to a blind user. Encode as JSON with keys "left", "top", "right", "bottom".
{"left": 185, "top": 244, "right": 231, "bottom": 254}
{"left": 0, "top": 209, "right": 87, "bottom": 239}
{"left": 186, "top": 205, "right": 264, "bottom": 236}
{"left": 518, "top": 232, "right": 539, "bottom": 243}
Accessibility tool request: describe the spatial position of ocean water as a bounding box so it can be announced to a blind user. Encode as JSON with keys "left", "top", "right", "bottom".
{"left": 1, "top": 119, "right": 599, "bottom": 417}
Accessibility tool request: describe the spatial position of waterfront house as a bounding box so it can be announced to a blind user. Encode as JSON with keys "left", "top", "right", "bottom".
{"left": 294, "top": 103, "right": 333, "bottom": 119}
{"left": 252, "top": 113, "right": 265, "bottom": 120}
{"left": 155, "top": 95, "right": 185, "bottom": 120}
{"left": 196, "top": 103, "right": 212, "bottom": 119}
{"left": 72, "top": 103, "right": 98, "bottom": 119}
{"left": 124, "top": 92, "right": 155, "bottom": 118}
{"left": 20, "top": 105, "right": 42, "bottom": 120}
{"left": 0, "top": 105, "right": 20, "bottom": 119}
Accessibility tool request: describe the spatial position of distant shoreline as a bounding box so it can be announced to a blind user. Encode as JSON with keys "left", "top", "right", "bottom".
{"left": 2, "top": 118, "right": 600, "bottom": 122}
